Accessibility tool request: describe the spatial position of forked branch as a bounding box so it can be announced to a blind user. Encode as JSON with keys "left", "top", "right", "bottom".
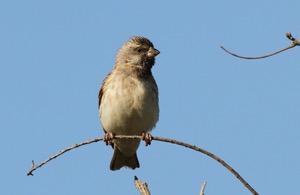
{"left": 221, "top": 32, "right": 299, "bottom": 59}
{"left": 27, "top": 135, "right": 259, "bottom": 195}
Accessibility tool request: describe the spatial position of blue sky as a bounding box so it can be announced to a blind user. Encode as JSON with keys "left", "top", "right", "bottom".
{"left": 1, "top": 0, "right": 300, "bottom": 194}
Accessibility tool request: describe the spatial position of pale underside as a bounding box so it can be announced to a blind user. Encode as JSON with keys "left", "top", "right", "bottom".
{"left": 99, "top": 69, "right": 159, "bottom": 156}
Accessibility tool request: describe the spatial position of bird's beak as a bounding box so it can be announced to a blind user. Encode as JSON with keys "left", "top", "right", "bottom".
{"left": 147, "top": 47, "right": 160, "bottom": 58}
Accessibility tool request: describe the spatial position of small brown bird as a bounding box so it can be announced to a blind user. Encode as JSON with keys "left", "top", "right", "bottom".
{"left": 98, "top": 36, "right": 160, "bottom": 170}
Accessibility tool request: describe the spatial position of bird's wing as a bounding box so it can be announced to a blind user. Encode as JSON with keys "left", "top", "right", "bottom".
{"left": 98, "top": 73, "right": 114, "bottom": 140}
{"left": 98, "top": 84, "right": 104, "bottom": 109}
{"left": 98, "top": 72, "right": 111, "bottom": 109}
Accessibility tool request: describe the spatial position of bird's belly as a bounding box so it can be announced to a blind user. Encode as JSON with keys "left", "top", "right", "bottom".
{"left": 100, "top": 81, "right": 159, "bottom": 136}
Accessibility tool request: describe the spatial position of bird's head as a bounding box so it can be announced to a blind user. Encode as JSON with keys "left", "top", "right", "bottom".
{"left": 115, "top": 36, "right": 160, "bottom": 70}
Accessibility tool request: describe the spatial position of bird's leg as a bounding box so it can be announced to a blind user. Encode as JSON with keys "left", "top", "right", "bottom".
{"left": 142, "top": 133, "right": 152, "bottom": 146}
{"left": 103, "top": 133, "right": 115, "bottom": 146}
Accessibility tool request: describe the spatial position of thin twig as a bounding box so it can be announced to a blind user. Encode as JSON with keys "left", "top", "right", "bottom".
{"left": 27, "top": 135, "right": 259, "bottom": 195}
{"left": 199, "top": 181, "right": 207, "bottom": 195}
{"left": 27, "top": 138, "right": 103, "bottom": 176}
{"left": 151, "top": 136, "right": 258, "bottom": 195}
{"left": 134, "top": 176, "right": 151, "bottom": 195}
{"left": 221, "top": 32, "right": 300, "bottom": 59}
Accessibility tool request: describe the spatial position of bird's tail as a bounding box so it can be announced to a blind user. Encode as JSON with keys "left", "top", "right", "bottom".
{"left": 110, "top": 146, "right": 140, "bottom": 171}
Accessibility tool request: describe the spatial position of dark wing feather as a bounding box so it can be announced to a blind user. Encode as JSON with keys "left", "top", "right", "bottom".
{"left": 98, "top": 84, "right": 104, "bottom": 109}
{"left": 98, "top": 72, "right": 111, "bottom": 109}
{"left": 98, "top": 72, "right": 113, "bottom": 141}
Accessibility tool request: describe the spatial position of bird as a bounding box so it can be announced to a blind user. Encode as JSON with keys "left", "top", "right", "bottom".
{"left": 98, "top": 36, "right": 160, "bottom": 170}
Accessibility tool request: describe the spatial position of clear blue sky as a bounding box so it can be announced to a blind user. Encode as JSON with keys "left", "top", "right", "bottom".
{"left": 1, "top": 0, "right": 300, "bottom": 194}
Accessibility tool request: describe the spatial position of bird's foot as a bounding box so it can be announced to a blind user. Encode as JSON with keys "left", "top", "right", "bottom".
{"left": 142, "top": 133, "right": 152, "bottom": 146}
{"left": 104, "top": 133, "right": 115, "bottom": 146}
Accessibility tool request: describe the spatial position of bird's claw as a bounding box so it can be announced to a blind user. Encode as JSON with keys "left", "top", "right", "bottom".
{"left": 104, "top": 133, "right": 115, "bottom": 146}
{"left": 142, "top": 133, "right": 152, "bottom": 146}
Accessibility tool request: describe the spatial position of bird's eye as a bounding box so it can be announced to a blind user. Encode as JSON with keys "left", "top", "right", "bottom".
{"left": 137, "top": 48, "right": 142, "bottom": 52}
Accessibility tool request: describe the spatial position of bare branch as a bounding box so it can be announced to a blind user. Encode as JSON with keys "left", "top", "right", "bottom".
{"left": 199, "top": 181, "right": 207, "bottom": 195}
{"left": 152, "top": 136, "right": 258, "bottom": 195}
{"left": 134, "top": 176, "right": 151, "bottom": 195}
{"left": 221, "top": 32, "right": 300, "bottom": 59}
{"left": 27, "top": 138, "right": 103, "bottom": 176}
{"left": 27, "top": 135, "right": 259, "bottom": 195}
